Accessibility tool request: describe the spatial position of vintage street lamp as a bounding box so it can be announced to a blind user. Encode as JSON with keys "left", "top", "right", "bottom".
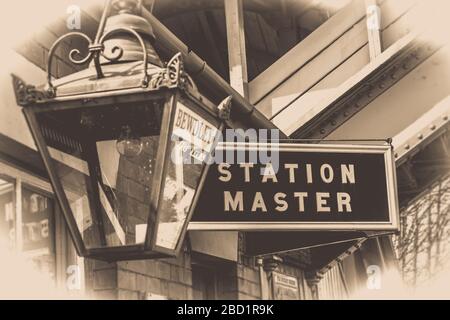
{"left": 11, "top": 0, "right": 231, "bottom": 261}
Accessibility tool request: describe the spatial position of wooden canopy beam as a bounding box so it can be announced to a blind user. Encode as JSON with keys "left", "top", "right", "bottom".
{"left": 225, "top": 0, "right": 249, "bottom": 98}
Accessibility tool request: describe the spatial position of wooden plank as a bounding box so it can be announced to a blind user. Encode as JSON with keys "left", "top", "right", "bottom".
{"left": 366, "top": 0, "right": 383, "bottom": 60}
{"left": 269, "top": 44, "right": 370, "bottom": 125}
{"left": 273, "top": 0, "right": 439, "bottom": 138}
{"left": 211, "top": 9, "right": 227, "bottom": 38}
{"left": 249, "top": 0, "right": 367, "bottom": 105}
{"left": 197, "top": 11, "right": 227, "bottom": 77}
{"left": 225, "top": 0, "right": 248, "bottom": 97}
{"left": 392, "top": 96, "right": 450, "bottom": 164}
{"left": 163, "top": 16, "right": 190, "bottom": 44}
{"left": 244, "top": 12, "right": 266, "bottom": 53}
{"left": 256, "top": 14, "right": 371, "bottom": 118}
{"left": 255, "top": 14, "right": 279, "bottom": 57}
{"left": 273, "top": 32, "right": 417, "bottom": 135}
{"left": 250, "top": 0, "right": 416, "bottom": 108}
{"left": 255, "top": 0, "right": 416, "bottom": 118}
{"left": 297, "top": 7, "right": 328, "bottom": 31}
{"left": 326, "top": 44, "right": 450, "bottom": 141}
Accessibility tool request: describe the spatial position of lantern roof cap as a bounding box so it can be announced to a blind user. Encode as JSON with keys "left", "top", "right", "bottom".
{"left": 46, "top": 61, "right": 164, "bottom": 99}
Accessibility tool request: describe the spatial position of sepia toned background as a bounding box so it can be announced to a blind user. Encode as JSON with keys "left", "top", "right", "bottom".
{"left": 0, "top": 0, "right": 449, "bottom": 300}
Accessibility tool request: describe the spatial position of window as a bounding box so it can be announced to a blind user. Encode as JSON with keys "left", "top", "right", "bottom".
{"left": 0, "top": 173, "right": 57, "bottom": 280}
{"left": 0, "top": 161, "right": 83, "bottom": 292}
{"left": 21, "top": 185, "right": 56, "bottom": 280}
{"left": 0, "top": 177, "right": 15, "bottom": 250}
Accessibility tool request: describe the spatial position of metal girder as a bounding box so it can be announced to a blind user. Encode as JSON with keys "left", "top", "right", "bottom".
{"left": 245, "top": 232, "right": 368, "bottom": 257}
{"left": 399, "top": 162, "right": 419, "bottom": 190}
{"left": 392, "top": 96, "right": 450, "bottom": 166}
{"left": 291, "top": 33, "right": 443, "bottom": 139}
{"left": 308, "top": 239, "right": 366, "bottom": 279}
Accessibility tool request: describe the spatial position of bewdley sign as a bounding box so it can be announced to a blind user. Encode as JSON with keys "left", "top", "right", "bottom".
{"left": 189, "top": 142, "right": 399, "bottom": 231}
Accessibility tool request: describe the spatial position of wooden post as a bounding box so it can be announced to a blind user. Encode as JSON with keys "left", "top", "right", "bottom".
{"left": 225, "top": 0, "right": 248, "bottom": 98}
{"left": 224, "top": 0, "right": 262, "bottom": 300}
{"left": 366, "top": 1, "right": 387, "bottom": 273}
{"left": 256, "top": 258, "right": 270, "bottom": 299}
{"left": 365, "top": 0, "right": 382, "bottom": 60}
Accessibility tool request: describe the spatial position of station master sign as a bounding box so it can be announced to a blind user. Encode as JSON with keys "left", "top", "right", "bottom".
{"left": 189, "top": 142, "right": 399, "bottom": 232}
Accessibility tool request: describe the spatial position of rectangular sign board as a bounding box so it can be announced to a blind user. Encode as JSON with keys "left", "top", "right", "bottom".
{"left": 172, "top": 101, "right": 220, "bottom": 163}
{"left": 272, "top": 272, "right": 300, "bottom": 300}
{"left": 189, "top": 142, "right": 399, "bottom": 231}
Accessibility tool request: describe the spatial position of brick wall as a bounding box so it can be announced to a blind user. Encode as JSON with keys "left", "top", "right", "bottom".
{"left": 89, "top": 260, "right": 118, "bottom": 300}
{"left": 82, "top": 227, "right": 315, "bottom": 301}
{"left": 118, "top": 252, "right": 193, "bottom": 300}
{"left": 237, "top": 262, "right": 262, "bottom": 299}
{"left": 85, "top": 250, "right": 193, "bottom": 300}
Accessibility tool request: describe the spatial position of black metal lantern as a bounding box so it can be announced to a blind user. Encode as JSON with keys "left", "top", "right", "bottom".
{"left": 11, "top": 0, "right": 231, "bottom": 260}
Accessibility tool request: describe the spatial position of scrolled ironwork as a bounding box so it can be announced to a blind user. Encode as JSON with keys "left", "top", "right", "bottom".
{"left": 69, "top": 48, "right": 93, "bottom": 65}
{"left": 166, "top": 52, "right": 183, "bottom": 85}
{"left": 101, "top": 45, "right": 124, "bottom": 63}
{"left": 149, "top": 52, "right": 186, "bottom": 90}
{"left": 46, "top": 32, "right": 94, "bottom": 95}
{"left": 45, "top": 0, "right": 151, "bottom": 94}
{"left": 218, "top": 96, "right": 232, "bottom": 121}
{"left": 11, "top": 74, "right": 48, "bottom": 106}
{"left": 46, "top": 28, "right": 151, "bottom": 95}
{"left": 99, "top": 27, "right": 149, "bottom": 87}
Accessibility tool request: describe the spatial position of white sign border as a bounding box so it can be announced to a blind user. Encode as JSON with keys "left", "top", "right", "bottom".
{"left": 188, "top": 142, "right": 400, "bottom": 232}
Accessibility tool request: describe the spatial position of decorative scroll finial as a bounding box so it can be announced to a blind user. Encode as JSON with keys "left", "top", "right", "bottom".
{"left": 11, "top": 74, "right": 48, "bottom": 107}
{"left": 218, "top": 96, "right": 232, "bottom": 121}
{"left": 262, "top": 255, "right": 283, "bottom": 272}
{"left": 149, "top": 52, "right": 187, "bottom": 90}
{"left": 166, "top": 52, "right": 184, "bottom": 86}
{"left": 112, "top": 0, "right": 142, "bottom": 14}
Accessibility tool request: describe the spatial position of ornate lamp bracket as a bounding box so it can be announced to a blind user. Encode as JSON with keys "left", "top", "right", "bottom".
{"left": 11, "top": 74, "right": 48, "bottom": 107}
{"left": 218, "top": 95, "right": 232, "bottom": 126}
{"left": 149, "top": 52, "right": 195, "bottom": 92}
{"left": 44, "top": 0, "right": 150, "bottom": 97}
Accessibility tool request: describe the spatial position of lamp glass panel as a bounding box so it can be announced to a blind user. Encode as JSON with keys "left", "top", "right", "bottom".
{"left": 36, "top": 112, "right": 102, "bottom": 249}
{"left": 35, "top": 98, "right": 165, "bottom": 249}
{"left": 154, "top": 100, "right": 220, "bottom": 251}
